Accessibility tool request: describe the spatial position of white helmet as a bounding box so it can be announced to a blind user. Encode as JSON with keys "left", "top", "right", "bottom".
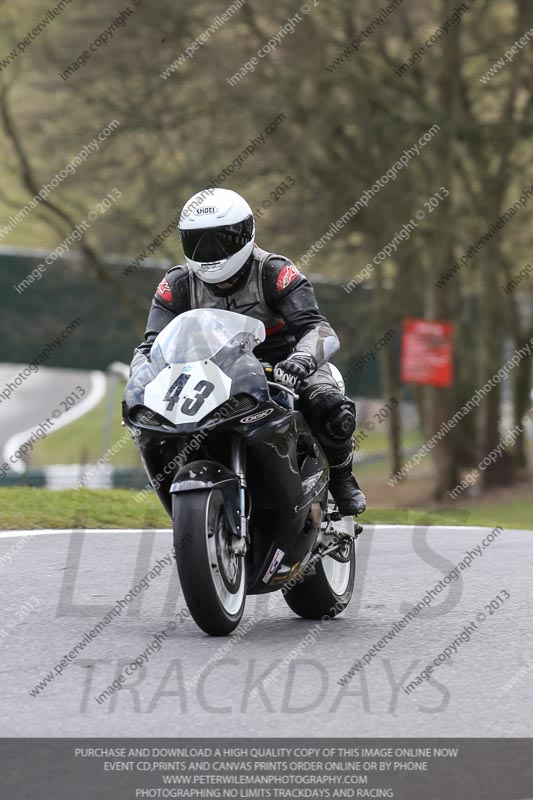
{"left": 178, "top": 188, "right": 255, "bottom": 284}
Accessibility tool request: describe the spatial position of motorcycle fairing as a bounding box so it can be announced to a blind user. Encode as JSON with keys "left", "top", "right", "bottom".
{"left": 123, "top": 308, "right": 336, "bottom": 596}
{"left": 170, "top": 460, "right": 242, "bottom": 538}
{"left": 144, "top": 360, "right": 232, "bottom": 426}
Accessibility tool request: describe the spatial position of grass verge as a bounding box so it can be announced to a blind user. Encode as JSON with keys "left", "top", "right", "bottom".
{"left": 30, "top": 379, "right": 138, "bottom": 468}
{"left": 0, "top": 488, "right": 169, "bottom": 530}
{"left": 363, "top": 505, "right": 532, "bottom": 530}
{"left": 0, "top": 488, "right": 531, "bottom": 530}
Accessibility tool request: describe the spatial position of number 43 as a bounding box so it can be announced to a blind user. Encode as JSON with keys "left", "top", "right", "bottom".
{"left": 164, "top": 374, "right": 215, "bottom": 416}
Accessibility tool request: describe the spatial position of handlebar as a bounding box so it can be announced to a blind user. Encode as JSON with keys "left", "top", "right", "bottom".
{"left": 267, "top": 380, "right": 297, "bottom": 412}
{"left": 267, "top": 380, "right": 298, "bottom": 399}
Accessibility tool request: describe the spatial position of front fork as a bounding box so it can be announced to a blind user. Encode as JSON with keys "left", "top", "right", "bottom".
{"left": 230, "top": 434, "right": 249, "bottom": 556}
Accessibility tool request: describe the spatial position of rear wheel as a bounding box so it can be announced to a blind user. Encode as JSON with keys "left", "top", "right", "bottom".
{"left": 173, "top": 489, "right": 246, "bottom": 636}
{"left": 283, "top": 546, "right": 355, "bottom": 620}
{"left": 284, "top": 503, "right": 356, "bottom": 620}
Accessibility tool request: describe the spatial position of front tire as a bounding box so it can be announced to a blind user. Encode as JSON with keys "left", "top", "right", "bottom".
{"left": 283, "top": 544, "right": 356, "bottom": 620}
{"left": 173, "top": 488, "right": 246, "bottom": 636}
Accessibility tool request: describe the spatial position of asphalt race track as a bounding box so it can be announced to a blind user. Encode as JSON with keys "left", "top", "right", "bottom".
{"left": 0, "top": 364, "right": 101, "bottom": 466}
{"left": 0, "top": 524, "right": 531, "bottom": 737}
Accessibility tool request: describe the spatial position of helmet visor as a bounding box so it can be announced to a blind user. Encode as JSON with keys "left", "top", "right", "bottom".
{"left": 180, "top": 216, "right": 254, "bottom": 263}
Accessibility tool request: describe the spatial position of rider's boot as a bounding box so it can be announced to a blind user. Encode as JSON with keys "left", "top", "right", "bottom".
{"left": 327, "top": 446, "right": 367, "bottom": 516}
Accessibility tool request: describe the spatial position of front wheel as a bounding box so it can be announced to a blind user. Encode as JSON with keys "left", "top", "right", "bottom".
{"left": 283, "top": 544, "right": 356, "bottom": 620}
{"left": 173, "top": 488, "right": 246, "bottom": 636}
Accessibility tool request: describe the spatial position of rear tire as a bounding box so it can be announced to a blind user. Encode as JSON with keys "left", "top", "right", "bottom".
{"left": 173, "top": 488, "right": 246, "bottom": 636}
{"left": 283, "top": 543, "right": 356, "bottom": 620}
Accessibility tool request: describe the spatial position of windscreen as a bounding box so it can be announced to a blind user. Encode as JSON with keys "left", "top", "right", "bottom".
{"left": 151, "top": 308, "right": 265, "bottom": 364}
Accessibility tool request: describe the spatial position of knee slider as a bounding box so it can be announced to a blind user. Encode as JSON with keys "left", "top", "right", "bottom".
{"left": 325, "top": 401, "right": 356, "bottom": 442}
{"left": 301, "top": 385, "right": 356, "bottom": 447}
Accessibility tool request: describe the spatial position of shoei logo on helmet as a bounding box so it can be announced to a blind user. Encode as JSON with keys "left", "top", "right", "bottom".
{"left": 196, "top": 206, "right": 218, "bottom": 215}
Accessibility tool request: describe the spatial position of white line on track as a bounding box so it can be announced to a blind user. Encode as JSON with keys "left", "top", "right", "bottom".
{"left": 0, "top": 525, "right": 529, "bottom": 540}
{"left": 3, "top": 371, "right": 106, "bottom": 474}
{"left": 0, "top": 528, "right": 172, "bottom": 539}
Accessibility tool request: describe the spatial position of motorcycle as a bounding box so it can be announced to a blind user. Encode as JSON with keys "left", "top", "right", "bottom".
{"left": 123, "top": 308, "right": 362, "bottom": 636}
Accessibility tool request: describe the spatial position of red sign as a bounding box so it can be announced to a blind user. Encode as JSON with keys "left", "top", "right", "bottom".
{"left": 401, "top": 319, "right": 454, "bottom": 387}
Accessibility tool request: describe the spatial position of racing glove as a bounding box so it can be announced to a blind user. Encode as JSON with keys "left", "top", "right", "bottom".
{"left": 273, "top": 352, "right": 317, "bottom": 390}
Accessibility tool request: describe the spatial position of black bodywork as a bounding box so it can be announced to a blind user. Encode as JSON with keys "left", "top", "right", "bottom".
{"left": 122, "top": 329, "right": 330, "bottom": 595}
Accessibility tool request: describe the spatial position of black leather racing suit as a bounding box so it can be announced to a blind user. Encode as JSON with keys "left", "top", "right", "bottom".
{"left": 132, "top": 245, "right": 357, "bottom": 474}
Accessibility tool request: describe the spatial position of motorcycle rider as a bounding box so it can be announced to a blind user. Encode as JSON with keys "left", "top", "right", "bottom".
{"left": 131, "top": 188, "right": 366, "bottom": 516}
